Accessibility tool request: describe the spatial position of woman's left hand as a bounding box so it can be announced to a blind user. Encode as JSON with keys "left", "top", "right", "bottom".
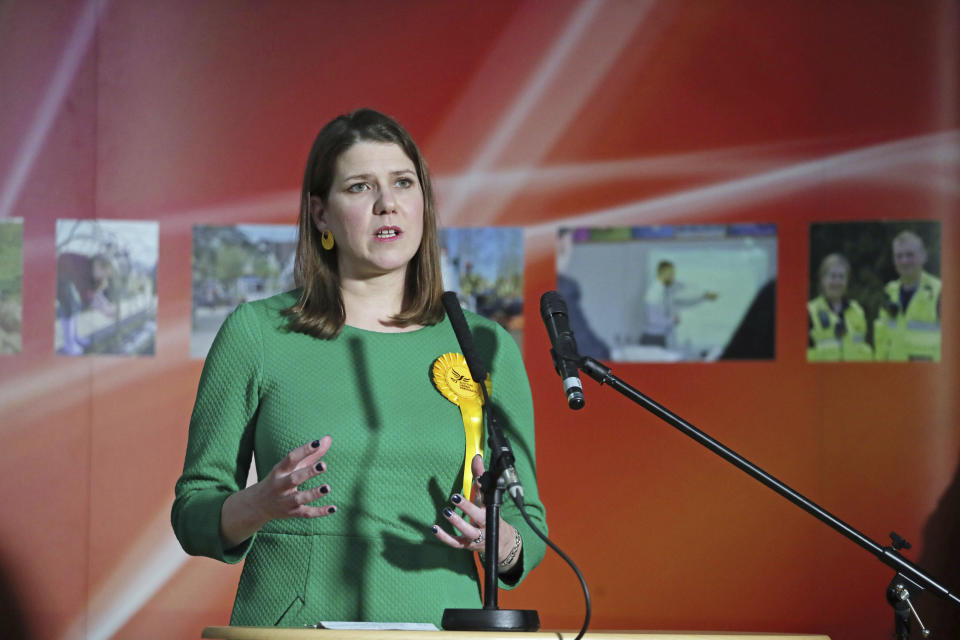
{"left": 432, "top": 454, "right": 521, "bottom": 570}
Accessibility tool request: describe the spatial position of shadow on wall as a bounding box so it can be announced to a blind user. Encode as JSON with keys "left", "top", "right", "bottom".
{"left": 0, "top": 545, "right": 33, "bottom": 639}
{"left": 721, "top": 279, "right": 776, "bottom": 360}
{"left": 918, "top": 454, "right": 960, "bottom": 637}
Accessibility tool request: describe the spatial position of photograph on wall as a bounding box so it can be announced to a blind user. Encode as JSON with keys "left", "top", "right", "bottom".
{"left": 557, "top": 224, "right": 777, "bottom": 362}
{"left": 191, "top": 224, "right": 297, "bottom": 358}
{"left": 439, "top": 227, "right": 524, "bottom": 347}
{"left": 55, "top": 219, "right": 158, "bottom": 356}
{"left": 808, "top": 221, "right": 941, "bottom": 362}
{"left": 0, "top": 219, "right": 23, "bottom": 355}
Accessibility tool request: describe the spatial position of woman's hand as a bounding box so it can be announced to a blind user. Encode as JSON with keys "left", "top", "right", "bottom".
{"left": 220, "top": 436, "right": 336, "bottom": 549}
{"left": 431, "top": 454, "right": 522, "bottom": 571}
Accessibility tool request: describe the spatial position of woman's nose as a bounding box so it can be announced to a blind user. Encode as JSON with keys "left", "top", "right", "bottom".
{"left": 375, "top": 186, "right": 398, "bottom": 214}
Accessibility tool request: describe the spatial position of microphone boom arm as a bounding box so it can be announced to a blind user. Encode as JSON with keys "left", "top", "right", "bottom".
{"left": 578, "top": 355, "right": 960, "bottom": 614}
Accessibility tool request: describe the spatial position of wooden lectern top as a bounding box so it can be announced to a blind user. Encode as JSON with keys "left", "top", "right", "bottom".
{"left": 202, "top": 626, "right": 830, "bottom": 640}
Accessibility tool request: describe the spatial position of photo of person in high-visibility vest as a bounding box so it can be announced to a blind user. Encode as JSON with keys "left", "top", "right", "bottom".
{"left": 874, "top": 230, "right": 942, "bottom": 361}
{"left": 807, "top": 253, "right": 873, "bottom": 361}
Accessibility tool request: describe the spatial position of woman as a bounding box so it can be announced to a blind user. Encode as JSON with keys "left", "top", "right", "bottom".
{"left": 172, "top": 109, "right": 547, "bottom": 627}
{"left": 807, "top": 253, "right": 872, "bottom": 361}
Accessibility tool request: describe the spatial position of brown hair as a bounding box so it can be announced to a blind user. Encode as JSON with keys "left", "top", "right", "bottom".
{"left": 284, "top": 108, "right": 444, "bottom": 338}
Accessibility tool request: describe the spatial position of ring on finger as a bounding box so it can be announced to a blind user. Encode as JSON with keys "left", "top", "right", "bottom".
{"left": 472, "top": 531, "right": 484, "bottom": 545}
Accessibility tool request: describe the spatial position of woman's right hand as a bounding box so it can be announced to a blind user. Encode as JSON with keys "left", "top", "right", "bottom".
{"left": 219, "top": 436, "right": 336, "bottom": 549}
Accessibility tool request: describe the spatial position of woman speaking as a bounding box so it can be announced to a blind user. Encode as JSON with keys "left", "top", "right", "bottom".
{"left": 172, "top": 109, "right": 547, "bottom": 628}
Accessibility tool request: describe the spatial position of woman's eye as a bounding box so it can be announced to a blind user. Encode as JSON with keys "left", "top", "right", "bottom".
{"left": 347, "top": 183, "right": 369, "bottom": 193}
{"left": 396, "top": 177, "right": 414, "bottom": 188}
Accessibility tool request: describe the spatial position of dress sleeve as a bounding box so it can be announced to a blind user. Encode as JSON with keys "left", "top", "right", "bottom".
{"left": 171, "top": 303, "right": 263, "bottom": 563}
{"left": 480, "top": 320, "right": 548, "bottom": 590}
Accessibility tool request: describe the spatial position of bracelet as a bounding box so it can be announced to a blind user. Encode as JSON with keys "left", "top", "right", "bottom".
{"left": 500, "top": 527, "right": 522, "bottom": 568}
{"left": 479, "top": 527, "right": 522, "bottom": 568}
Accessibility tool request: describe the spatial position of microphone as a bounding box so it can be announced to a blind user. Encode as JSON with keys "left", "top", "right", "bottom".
{"left": 441, "top": 292, "right": 524, "bottom": 501}
{"left": 441, "top": 292, "right": 488, "bottom": 383}
{"left": 539, "top": 291, "right": 585, "bottom": 410}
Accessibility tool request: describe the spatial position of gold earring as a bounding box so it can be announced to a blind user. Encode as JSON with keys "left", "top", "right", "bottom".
{"left": 321, "top": 230, "right": 335, "bottom": 251}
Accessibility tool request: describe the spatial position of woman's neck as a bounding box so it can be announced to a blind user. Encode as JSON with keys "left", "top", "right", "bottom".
{"left": 339, "top": 270, "right": 419, "bottom": 332}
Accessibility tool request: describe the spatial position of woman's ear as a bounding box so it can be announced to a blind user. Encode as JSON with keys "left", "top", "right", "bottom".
{"left": 310, "top": 196, "right": 326, "bottom": 232}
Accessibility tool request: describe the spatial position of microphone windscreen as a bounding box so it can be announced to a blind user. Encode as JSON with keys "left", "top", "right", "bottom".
{"left": 540, "top": 290, "right": 568, "bottom": 321}
{"left": 441, "top": 291, "right": 488, "bottom": 382}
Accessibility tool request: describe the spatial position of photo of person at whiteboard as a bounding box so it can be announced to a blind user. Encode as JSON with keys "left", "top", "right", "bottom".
{"left": 640, "top": 259, "right": 718, "bottom": 351}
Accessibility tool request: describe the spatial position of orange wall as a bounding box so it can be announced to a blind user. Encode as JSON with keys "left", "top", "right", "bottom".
{"left": 0, "top": 1, "right": 957, "bottom": 638}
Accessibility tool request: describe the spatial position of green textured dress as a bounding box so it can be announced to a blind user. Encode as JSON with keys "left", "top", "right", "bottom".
{"left": 172, "top": 291, "right": 547, "bottom": 627}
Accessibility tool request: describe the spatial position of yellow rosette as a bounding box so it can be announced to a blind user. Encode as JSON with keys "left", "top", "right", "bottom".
{"left": 432, "top": 352, "right": 491, "bottom": 497}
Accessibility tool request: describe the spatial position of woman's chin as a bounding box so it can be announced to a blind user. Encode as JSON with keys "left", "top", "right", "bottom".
{"left": 343, "top": 259, "right": 412, "bottom": 281}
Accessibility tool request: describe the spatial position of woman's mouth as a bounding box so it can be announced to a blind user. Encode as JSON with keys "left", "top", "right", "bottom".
{"left": 375, "top": 227, "right": 401, "bottom": 240}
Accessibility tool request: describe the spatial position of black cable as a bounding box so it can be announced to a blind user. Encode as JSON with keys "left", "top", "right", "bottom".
{"left": 513, "top": 494, "right": 591, "bottom": 640}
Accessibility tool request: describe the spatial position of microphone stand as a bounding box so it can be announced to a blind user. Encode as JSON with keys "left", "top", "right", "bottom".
{"left": 441, "top": 364, "right": 540, "bottom": 631}
{"left": 573, "top": 354, "right": 958, "bottom": 637}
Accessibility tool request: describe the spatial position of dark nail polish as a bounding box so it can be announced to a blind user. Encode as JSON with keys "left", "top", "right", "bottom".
{"left": 451, "top": 494, "right": 462, "bottom": 504}
{"left": 431, "top": 525, "right": 439, "bottom": 534}
{"left": 442, "top": 507, "right": 453, "bottom": 518}
{"left": 327, "top": 506, "right": 336, "bottom": 514}
{"left": 311, "top": 439, "right": 320, "bottom": 448}
{"left": 315, "top": 461, "right": 325, "bottom": 472}
{"left": 319, "top": 485, "right": 329, "bottom": 494}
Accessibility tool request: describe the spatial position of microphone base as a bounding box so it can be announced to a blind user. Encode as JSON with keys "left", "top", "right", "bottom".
{"left": 441, "top": 607, "right": 540, "bottom": 632}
